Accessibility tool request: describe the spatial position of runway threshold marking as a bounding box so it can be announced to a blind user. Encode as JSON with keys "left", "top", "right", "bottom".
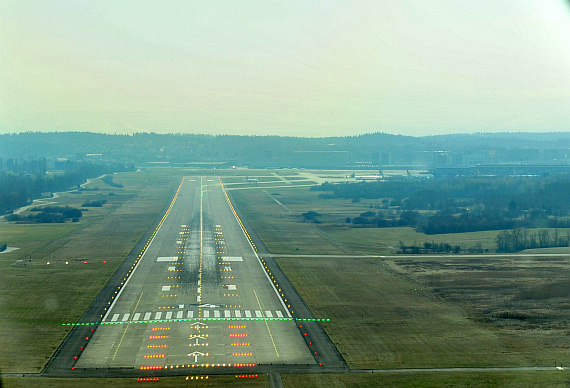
{"left": 112, "top": 291, "right": 144, "bottom": 361}
{"left": 254, "top": 290, "right": 279, "bottom": 358}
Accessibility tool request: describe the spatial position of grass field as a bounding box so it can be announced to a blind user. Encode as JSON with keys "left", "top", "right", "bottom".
{"left": 229, "top": 189, "right": 352, "bottom": 255}
{"left": 323, "top": 226, "right": 502, "bottom": 254}
{"left": 0, "top": 169, "right": 182, "bottom": 373}
{"left": 1, "top": 375, "right": 268, "bottom": 388}
{"left": 282, "top": 371, "right": 570, "bottom": 387}
{"left": 278, "top": 256, "right": 543, "bottom": 369}
{"left": 394, "top": 255, "right": 570, "bottom": 361}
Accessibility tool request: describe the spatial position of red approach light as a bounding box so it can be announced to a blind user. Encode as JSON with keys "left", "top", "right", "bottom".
{"left": 103, "top": 260, "right": 107, "bottom": 264}
{"left": 84, "top": 261, "right": 88, "bottom": 264}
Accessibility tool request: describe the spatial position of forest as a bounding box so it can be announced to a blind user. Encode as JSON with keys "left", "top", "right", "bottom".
{"left": 313, "top": 175, "right": 570, "bottom": 235}
{"left": 0, "top": 161, "right": 134, "bottom": 214}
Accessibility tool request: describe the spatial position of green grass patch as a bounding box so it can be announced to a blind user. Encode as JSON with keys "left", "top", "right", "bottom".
{"left": 2, "top": 375, "right": 268, "bottom": 387}
{"left": 282, "top": 371, "right": 570, "bottom": 388}
{"left": 277, "top": 256, "right": 540, "bottom": 369}
{"left": 323, "top": 226, "right": 501, "bottom": 255}
{"left": 0, "top": 169, "right": 182, "bottom": 373}
{"left": 229, "top": 189, "right": 352, "bottom": 255}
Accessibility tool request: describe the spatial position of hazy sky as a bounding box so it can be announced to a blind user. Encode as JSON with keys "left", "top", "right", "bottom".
{"left": 1, "top": 1, "right": 569, "bottom": 137}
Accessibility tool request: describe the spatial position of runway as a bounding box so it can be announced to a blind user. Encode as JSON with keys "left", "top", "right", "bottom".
{"left": 75, "top": 176, "right": 314, "bottom": 370}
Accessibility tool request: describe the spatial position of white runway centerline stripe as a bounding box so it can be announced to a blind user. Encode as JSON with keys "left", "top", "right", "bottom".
{"left": 144, "top": 312, "right": 151, "bottom": 321}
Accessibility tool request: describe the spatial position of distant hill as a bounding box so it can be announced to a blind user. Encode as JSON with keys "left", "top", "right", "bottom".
{"left": 1, "top": 131, "right": 569, "bottom": 169}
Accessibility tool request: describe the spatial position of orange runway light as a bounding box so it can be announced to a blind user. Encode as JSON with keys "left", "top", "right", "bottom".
{"left": 143, "top": 354, "right": 165, "bottom": 359}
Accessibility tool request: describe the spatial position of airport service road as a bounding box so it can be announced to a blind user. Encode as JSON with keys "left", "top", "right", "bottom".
{"left": 76, "top": 177, "right": 314, "bottom": 371}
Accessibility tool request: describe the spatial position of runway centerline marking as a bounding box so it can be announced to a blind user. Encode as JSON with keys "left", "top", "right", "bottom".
{"left": 112, "top": 291, "right": 144, "bottom": 361}
{"left": 254, "top": 290, "right": 279, "bottom": 358}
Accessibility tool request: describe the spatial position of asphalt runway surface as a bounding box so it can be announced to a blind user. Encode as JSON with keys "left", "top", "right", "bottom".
{"left": 72, "top": 176, "right": 314, "bottom": 372}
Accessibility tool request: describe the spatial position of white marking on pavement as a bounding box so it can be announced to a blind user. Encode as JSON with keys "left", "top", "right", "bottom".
{"left": 244, "top": 310, "right": 252, "bottom": 318}
{"left": 157, "top": 257, "right": 178, "bottom": 262}
{"left": 144, "top": 312, "right": 151, "bottom": 321}
{"left": 235, "top": 310, "right": 241, "bottom": 318}
{"left": 276, "top": 311, "right": 283, "bottom": 318}
{"left": 162, "top": 286, "right": 171, "bottom": 291}
{"left": 133, "top": 313, "right": 141, "bottom": 321}
{"left": 155, "top": 312, "right": 162, "bottom": 320}
{"left": 122, "top": 313, "right": 130, "bottom": 322}
{"left": 111, "top": 314, "right": 119, "bottom": 322}
{"left": 204, "top": 310, "right": 210, "bottom": 318}
{"left": 224, "top": 310, "right": 231, "bottom": 318}
{"left": 255, "top": 310, "right": 262, "bottom": 318}
{"left": 165, "top": 312, "right": 172, "bottom": 319}
{"left": 265, "top": 311, "right": 273, "bottom": 318}
{"left": 187, "top": 311, "right": 193, "bottom": 318}
{"left": 214, "top": 310, "right": 220, "bottom": 318}
{"left": 177, "top": 311, "right": 183, "bottom": 319}
{"left": 222, "top": 256, "right": 243, "bottom": 261}
{"left": 227, "top": 285, "right": 237, "bottom": 290}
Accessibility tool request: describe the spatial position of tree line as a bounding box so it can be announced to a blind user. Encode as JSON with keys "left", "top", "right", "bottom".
{"left": 7, "top": 206, "right": 83, "bottom": 223}
{"left": 496, "top": 228, "right": 570, "bottom": 252}
{"left": 0, "top": 161, "right": 134, "bottom": 214}
{"left": 313, "top": 175, "right": 570, "bottom": 234}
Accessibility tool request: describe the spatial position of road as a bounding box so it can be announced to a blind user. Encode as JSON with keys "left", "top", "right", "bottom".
{"left": 74, "top": 176, "right": 314, "bottom": 371}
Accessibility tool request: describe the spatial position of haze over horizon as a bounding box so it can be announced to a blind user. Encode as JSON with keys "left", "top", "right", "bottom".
{"left": 1, "top": 1, "right": 569, "bottom": 137}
